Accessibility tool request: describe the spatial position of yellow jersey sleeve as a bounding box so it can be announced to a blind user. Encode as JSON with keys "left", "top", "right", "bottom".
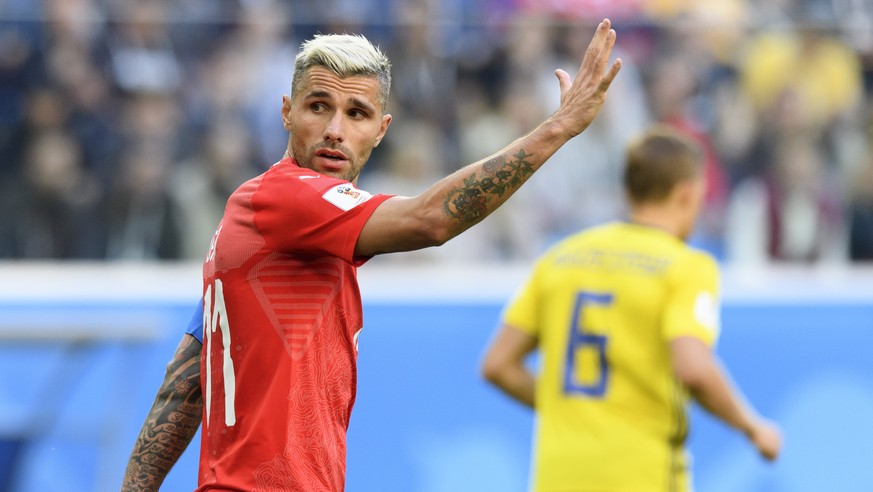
{"left": 501, "top": 259, "right": 545, "bottom": 337}
{"left": 662, "top": 252, "right": 720, "bottom": 347}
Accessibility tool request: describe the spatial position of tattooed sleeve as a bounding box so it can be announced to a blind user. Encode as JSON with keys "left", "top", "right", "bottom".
{"left": 443, "top": 150, "right": 535, "bottom": 224}
{"left": 121, "top": 335, "right": 203, "bottom": 492}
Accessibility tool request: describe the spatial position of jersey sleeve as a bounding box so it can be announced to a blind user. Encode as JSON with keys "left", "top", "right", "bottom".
{"left": 662, "top": 252, "right": 721, "bottom": 347}
{"left": 253, "top": 168, "right": 393, "bottom": 266}
{"left": 185, "top": 298, "right": 204, "bottom": 344}
{"left": 500, "top": 259, "right": 545, "bottom": 337}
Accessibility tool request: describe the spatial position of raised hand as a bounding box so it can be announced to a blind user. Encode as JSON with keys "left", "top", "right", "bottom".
{"left": 551, "top": 18, "right": 623, "bottom": 137}
{"left": 749, "top": 418, "right": 782, "bottom": 461}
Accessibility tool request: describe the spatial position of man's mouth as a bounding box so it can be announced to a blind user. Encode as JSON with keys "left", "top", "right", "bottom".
{"left": 315, "top": 149, "right": 348, "bottom": 162}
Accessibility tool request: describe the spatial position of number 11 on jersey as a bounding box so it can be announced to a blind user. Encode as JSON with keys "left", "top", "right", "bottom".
{"left": 564, "top": 291, "right": 613, "bottom": 398}
{"left": 204, "top": 279, "right": 237, "bottom": 427}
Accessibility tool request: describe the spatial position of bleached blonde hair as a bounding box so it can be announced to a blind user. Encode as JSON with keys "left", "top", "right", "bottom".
{"left": 292, "top": 34, "right": 392, "bottom": 109}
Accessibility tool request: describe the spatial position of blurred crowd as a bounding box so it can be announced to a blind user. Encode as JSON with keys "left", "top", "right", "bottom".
{"left": 0, "top": 0, "right": 872, "bottom": 264}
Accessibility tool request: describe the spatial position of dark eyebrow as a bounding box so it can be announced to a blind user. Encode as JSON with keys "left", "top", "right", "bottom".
{"left": 304, "top": 89, "right": 332, "bottom": 100}
{"left": 303, "top": 90, "right": 376, "bottom": 114}
{"left": 348, "top": 97, "right": 376, "bottom": 114}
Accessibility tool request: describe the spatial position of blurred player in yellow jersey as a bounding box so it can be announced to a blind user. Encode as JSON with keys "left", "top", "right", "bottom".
{"left": 481, "top": 125, "right": 781, "bottom": 492}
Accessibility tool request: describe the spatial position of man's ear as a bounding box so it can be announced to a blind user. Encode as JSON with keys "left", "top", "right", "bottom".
{"left": 672, "top": 180, "right": 695, "bottom": 207}
{"left": 373, "top": 113, "right": 392, "bottom": 148}
{"left": 281, "top": 95, "right": 293, "bottom": 130}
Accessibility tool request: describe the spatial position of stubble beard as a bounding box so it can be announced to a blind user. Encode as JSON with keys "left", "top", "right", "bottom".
{"left": 287, "top": 143, "right": 361, "bottom": 183}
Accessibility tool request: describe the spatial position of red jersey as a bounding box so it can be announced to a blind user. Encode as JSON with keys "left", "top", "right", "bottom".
{"left": 198, "top": 158, "right": 391, "bottom": 491}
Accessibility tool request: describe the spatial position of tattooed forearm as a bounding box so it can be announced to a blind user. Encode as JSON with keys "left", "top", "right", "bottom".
{"left": 443, "top": 149, "right": 536, "bottom": 223}
{"left": 122, "top": 335, "right": 203, "bottom": 492}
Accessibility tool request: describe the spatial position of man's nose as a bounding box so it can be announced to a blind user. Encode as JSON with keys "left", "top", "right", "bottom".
{"left": 323, "top": 112, "right": 345, "bottom": 142}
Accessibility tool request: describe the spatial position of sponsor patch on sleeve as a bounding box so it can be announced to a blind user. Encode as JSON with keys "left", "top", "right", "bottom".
{"left": 322, "top": 184, "right": 373, "bottom": 211}
{"left": 693, "top": 291, "right": 719, "bottom": 334}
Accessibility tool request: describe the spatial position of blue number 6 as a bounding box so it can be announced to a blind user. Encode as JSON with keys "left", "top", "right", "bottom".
{"left": 563, "top": 291, "right": 613, "bottom": 398}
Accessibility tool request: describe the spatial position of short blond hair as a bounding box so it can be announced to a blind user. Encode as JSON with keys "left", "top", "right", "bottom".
{"left": 292, "top": 34, "right": 392, "bottom": 109}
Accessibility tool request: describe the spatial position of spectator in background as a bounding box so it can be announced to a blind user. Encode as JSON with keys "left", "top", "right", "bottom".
{"left": 40, "top": 0, "right": 118, "bottom": 184}
{"left": 732, "top": 21, "right": 863, "bottom": 188}
{"left": 182, "top": 11, "right": 287, "bottom": 163}
{"left": 0, "top": 87, "right": 69, "bottom": 182}
{"left": 726, "top": 136, "right": 845, "bottom": 263}
{"left": 43, "top": 44, "right": 118, "bottom": 184}
{"left": 104, "top": 142, "right": 182, "bottom": 260}
{"left": 389, "top": 0, "right": 458, "bottom": 144}
{"left": 0, "top": 130, "right": 103, "bottom": 258}
{"left": 209, "top": 1, "right": 300, "bottom": 161}
{"left": 171, "top": 118, "right": 262, "bottom": 259}
{"left": 0, "top": 25, "right": 43, "bottom": 179}
{"left": 106, "top": 0, "right": 182, "bottom": 96}
{"left": 740, "top": 24, "right": 862, "bottom": 132}
{"left": 848, "top": 150, "right": 873, "bottom": 261}
{"left": 721, "top": 16, "right": 863, "bottom": 265}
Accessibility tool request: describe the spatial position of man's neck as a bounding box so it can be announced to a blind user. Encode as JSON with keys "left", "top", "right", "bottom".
{"left": 627, "top": 208, "right": 682, "bottom": 239}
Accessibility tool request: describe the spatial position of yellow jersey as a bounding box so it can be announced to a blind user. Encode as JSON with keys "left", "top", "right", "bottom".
{"left": 502, "top": 222, "right": 720, "bottom": 492}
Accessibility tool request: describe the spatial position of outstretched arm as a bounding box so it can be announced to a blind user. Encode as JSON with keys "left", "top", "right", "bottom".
{"left": 481, "top": 324, "right": 539, "bottom": 408}
{"left": 355, "top": 19, "right": 622, "bottom": 257}
{"left": 671, "top": 336, "right": 782, "bottom": 461}
{"left": 122, "top": 334, "right": 203, "bottom": 491}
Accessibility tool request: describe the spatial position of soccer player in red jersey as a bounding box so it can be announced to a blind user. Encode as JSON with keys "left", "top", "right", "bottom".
{"left": 123, "top": 22, "right": 622, "bottom": 492}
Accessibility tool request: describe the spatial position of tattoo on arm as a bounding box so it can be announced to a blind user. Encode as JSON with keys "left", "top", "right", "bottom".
{"left": 121, "top": 335, "right": 203, "bottom": 492}
{"left": 443, "top": 149, "right": 535, "bottom": 223}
